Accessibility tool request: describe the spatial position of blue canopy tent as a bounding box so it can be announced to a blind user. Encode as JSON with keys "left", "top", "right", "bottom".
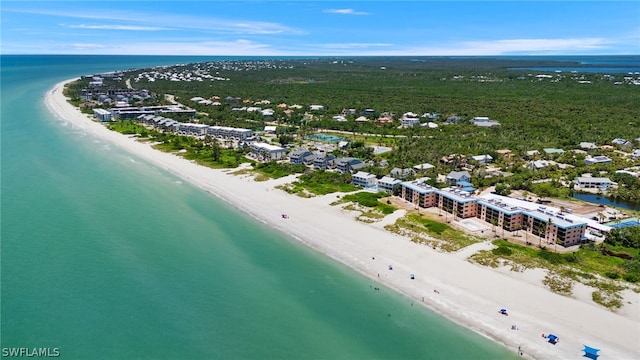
{"left": 547, "top": 334, "right": 559, "bottom": 344}
{"left": 582, "top": 345, "right": 600, "bottom": 359}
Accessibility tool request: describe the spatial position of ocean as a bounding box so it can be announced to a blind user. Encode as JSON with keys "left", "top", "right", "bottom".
{"left": 6, "top": 54, "right": 632, "bottom": 359}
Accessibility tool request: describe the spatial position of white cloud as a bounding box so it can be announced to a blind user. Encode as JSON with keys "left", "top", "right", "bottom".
{"left": 62, "top": 39, "right": 283, "bottom": 56}
{"left": 324, "top": 9, "right": 369, "bottom": 15}
{"left": 7, "top": 8, "right": 300, "bottom": 35}
{"left": 66, "top": 24, "right": 170, "bottom": 31}
{"left": 319, "top": 43, "right": 393, "bottom": 49}
{"left": 71, "top": 43, "right": 108, "bottom": 50}
{"left": 457, "top": 38, "right": 610, "bottom": 55}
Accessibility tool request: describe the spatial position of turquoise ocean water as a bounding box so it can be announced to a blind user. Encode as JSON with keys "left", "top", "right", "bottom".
{"left": 5, "top": 54, "right": 612, "bottom": 359}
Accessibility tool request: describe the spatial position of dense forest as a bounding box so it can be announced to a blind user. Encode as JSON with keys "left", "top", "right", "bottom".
{"left": 73, "top": 57, "right": 640, "bottom": 202}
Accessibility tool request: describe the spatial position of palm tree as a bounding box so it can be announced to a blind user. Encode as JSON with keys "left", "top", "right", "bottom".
{"left": 491, "top": 218, "right": 498, "bottom": 235}
{"left": 536, "top": 223, "right": 546, "bottom": 248}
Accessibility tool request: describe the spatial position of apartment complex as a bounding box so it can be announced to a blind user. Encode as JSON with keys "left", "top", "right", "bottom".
{"left": 398, "top": 179, "right": 591, "bottom": 246}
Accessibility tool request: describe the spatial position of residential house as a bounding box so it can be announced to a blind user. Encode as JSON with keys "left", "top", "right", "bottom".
{"left": 302, "top": 153, "right": 316, "bottom": 166}
{"left": 289, "top": 149, "right": 313, "bottom": 165}
{"left": 471, "top": 117, "right": 500, "bottom": 127}
{"left": 496, "top": 149, "right": 513, "bottom": 158}
{"left": 420, "top": 122, "right": 438, "bottom": 128}
{"left": 527, "top": 160, "right": 551, "bottom": 170}
{"left": 400, "top": 112, "right": 420, "bottom": 127}
{"left": 422, "top": 112, "right": 440, "bottom": 120}
{"left": 313, "top": 154, "right": 336, "bottom": 170}
{"left": 332, "top": 115, "right": 347, "bottom": 122}
{"left": 574, "top": 177, "right": 613, "bottom": 190}
{"left": 390, "top": 167, "right": 415, "bottom": 180}
{"left": 525, "top": 150, "right": 540, "bottom": 158}
{"left": 440, "top": 154, "right": 467, "bottom": 167}
{"left": 446, "top": 171, "right": 471, "bottom": 185}
{"left": 360, "top": 109, "right": 376, "bottom": 117}
{"left": 335, "top": 157, "right": 365, "bottom": 173}
{"left": 471, "top": 154, "right": 494, "bottom": 165}
{"left": 352, "top": 171, "right": 377, "bottom": 188}
{"left": 413, "top": 163, "right": 435, "bottom": 172}
{"left": 612, "top": 138, "right": 630, "bottom": 147}
{"left": 580, "top": 142, "right": 598, "bottom": 150}
{"left": 445, "top": 116, "right": 463, "bottom": 123}
{"left": 375, "top": 115, "right": 393, "bottom": 125}
{"left": 309, "top": 105, "right": 325, "bottom": 111}
{"left": 585, "top": 155, "right": 612, "bottom": 165}
{"left": 543, "top": 148, "right": 565, "bottom": 156}
{"left": 632, "top": 149, "right": 640, "bottom": 159}
{"left": 378, "top": 176, "right": 402, "bottom": 194}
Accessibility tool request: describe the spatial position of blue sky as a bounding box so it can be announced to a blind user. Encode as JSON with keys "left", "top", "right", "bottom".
{"left": 2, "top": 1, "right": 639, "bottom": 55}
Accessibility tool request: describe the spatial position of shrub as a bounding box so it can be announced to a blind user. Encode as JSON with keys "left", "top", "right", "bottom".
{"left": 605, "top": 271, "right": 620, "bottom": 279}
{"left": 538, "top": 250, "right": 564, "bottom": 264}
{"left": 492, "top": 246, "right": 513, "bottom": 256}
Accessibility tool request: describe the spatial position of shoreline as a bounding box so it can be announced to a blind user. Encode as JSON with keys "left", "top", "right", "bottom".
{"left": 45, "top": 79, "right": 639, "bottom": 360}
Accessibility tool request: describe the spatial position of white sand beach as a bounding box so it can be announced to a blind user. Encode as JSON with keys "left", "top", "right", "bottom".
{"left": 46, "top": 79, "right": 640, "bottom": 360}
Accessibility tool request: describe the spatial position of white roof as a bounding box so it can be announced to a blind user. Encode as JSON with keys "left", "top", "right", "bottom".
{"left": 253, "top": 142, "right": 285, "bottom": 151}
{"left": 353, "top": 171, "right": 375, "bottom": 178}
{"left": 413, "top": 163, "right": 434, "bottom": 170}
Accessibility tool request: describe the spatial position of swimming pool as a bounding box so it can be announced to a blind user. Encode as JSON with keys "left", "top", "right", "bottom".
{"left": 306, "top": 133, "right": 344, "bottom": 143}
{"left": 606, "top": 218, "right": 640, "bottom": 229}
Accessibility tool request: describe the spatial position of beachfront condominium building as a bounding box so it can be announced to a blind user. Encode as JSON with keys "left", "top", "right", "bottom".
{"left": 477, "top": 198, "right": 525, "bottom": 232}
{"left": 523, "top": 208, "right": 587, "bottom": 247}
{"left": 399, "top": 179, "right": 438, "bottom": 208}
{"left": 177, "top": 123, "right": 209, "bottom": 136}
{"left": 206, "top": 126, "right": 253, "bottom": 140}
{"left": 378, "top": 176, "right": 402, "bottom": 194}
{"left": 395, "top": 182, "right": 592, "bottom": 246}
{"left": 250, "top": 142, "right": 286, "bottom": 162}
{"left": 436, "top": 188, "right": 477, "bottom": 219}
{"left": 352, "top": 172, "right": 377, "bottom": 188}
{"left": 93, "top": 108, "right": 112, "bottom": 122}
